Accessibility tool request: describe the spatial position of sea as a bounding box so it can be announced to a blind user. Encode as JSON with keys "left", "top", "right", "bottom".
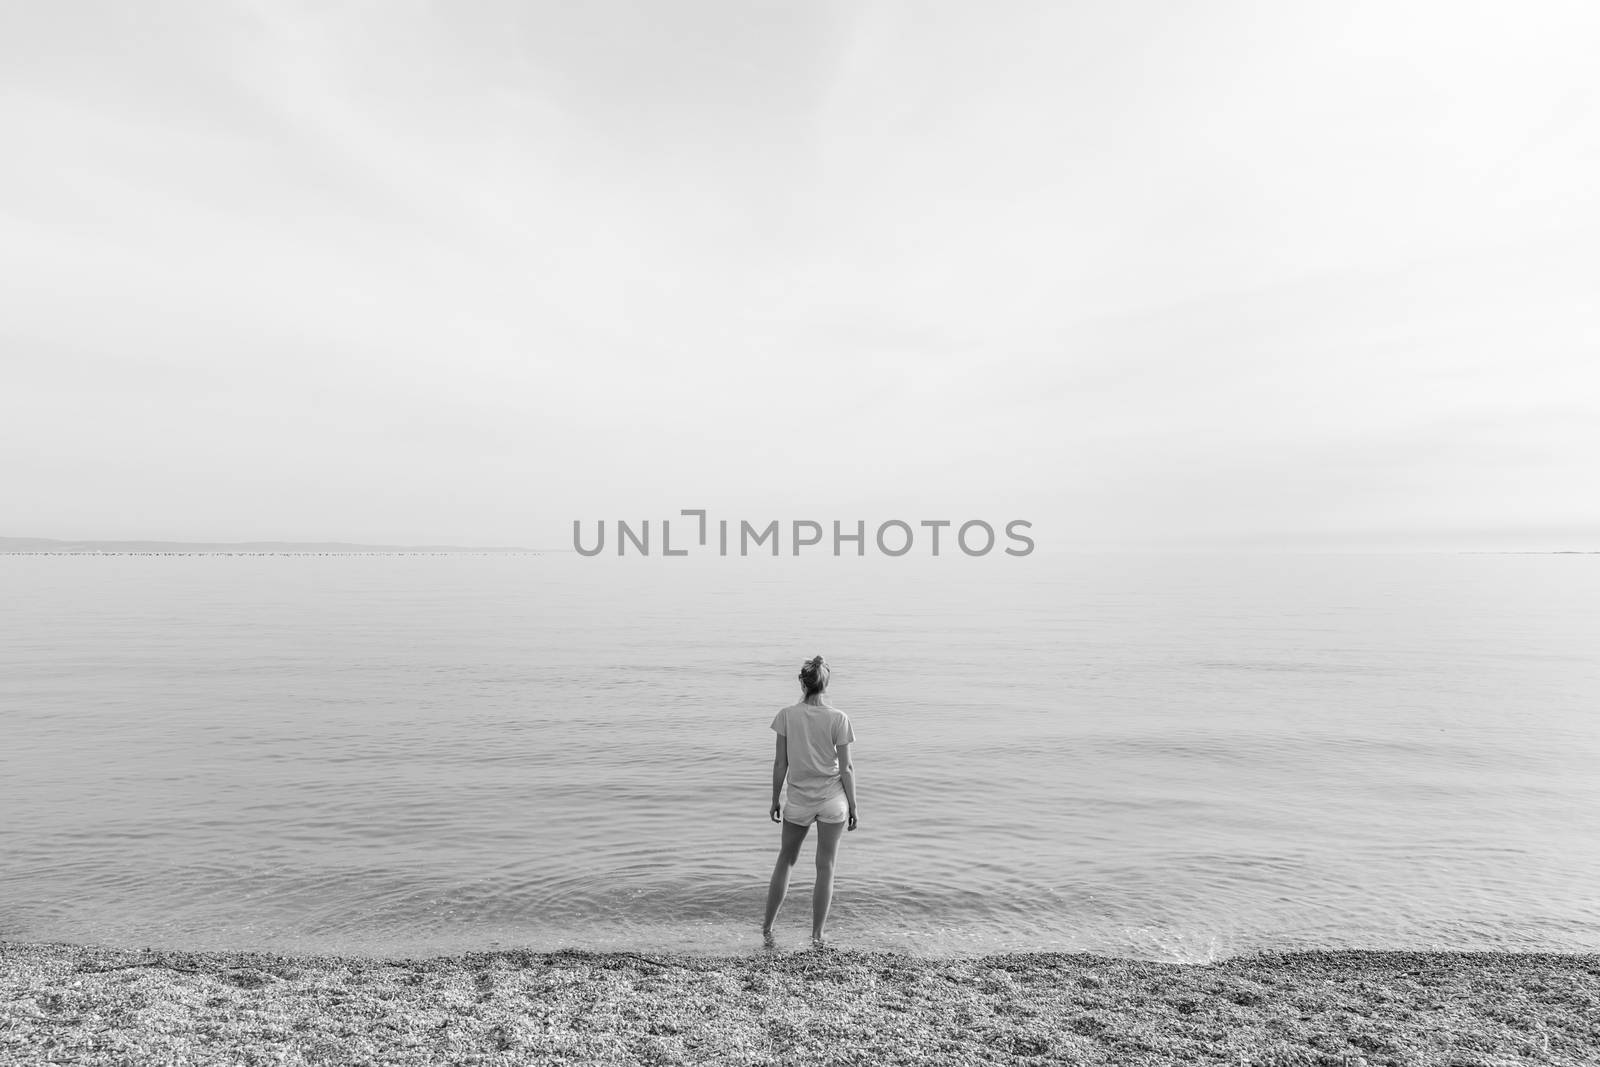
{"left": 2, "top": 551, "right": 1597, "bottom": 962}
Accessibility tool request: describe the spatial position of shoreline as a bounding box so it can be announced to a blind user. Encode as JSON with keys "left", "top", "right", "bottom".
{"left": 4, "top": 941, "right": 1597, "bottom": 1065}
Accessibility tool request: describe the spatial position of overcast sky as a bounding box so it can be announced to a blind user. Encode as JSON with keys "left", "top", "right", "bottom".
{"left": 3, "top": 1, "right": 1596, "bottom": 550}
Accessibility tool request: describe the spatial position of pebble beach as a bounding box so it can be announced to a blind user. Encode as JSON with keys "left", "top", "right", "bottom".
{"left": 3, "top": 941, "right": 1597, "bottom": 1065}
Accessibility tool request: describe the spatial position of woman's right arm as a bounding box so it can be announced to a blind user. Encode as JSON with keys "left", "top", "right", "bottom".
{"left": 837, "top": 742, "right": 857, "bottom": 830}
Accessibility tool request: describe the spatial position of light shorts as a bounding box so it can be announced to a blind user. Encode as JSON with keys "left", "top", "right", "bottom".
{"left": 783, "top": 792, "right": 848, "bottom": 827}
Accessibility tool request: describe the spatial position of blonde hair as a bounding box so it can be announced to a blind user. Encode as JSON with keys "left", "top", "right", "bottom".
{"left": 798, "top": 654, "right": 830, "bottom": 696}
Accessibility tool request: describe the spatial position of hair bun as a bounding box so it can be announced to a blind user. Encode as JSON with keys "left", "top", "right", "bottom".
{"left": 798, "top": 654, "right": 831, "bottom": 694}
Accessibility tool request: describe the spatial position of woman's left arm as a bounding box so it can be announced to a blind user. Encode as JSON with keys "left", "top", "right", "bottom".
{"left": 769, "top": 734, "right": 788, "bottom": 822}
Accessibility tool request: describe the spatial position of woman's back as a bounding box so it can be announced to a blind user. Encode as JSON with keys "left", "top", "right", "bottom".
{"left": 772, "top": 701, "right": 855, "bottom": 803}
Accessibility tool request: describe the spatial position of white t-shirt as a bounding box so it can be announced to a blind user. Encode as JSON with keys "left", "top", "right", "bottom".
{"left": 771, "top": 701, "right": 856, "bottom": 805}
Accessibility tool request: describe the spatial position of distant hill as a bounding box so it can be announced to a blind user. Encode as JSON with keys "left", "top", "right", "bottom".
{"left": 1, "top": 537, "right": 537, "bottom": 554}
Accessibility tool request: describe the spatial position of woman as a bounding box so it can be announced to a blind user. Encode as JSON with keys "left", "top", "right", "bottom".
{"left": 762, "top": 654, "right": 858, "bottom": 946}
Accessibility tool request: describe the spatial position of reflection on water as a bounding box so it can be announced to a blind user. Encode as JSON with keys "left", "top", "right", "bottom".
{"left": 2, "top": 552, "right": 1598, "bottom": 959}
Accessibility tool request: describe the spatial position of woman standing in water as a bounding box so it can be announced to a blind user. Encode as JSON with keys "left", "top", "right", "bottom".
{"left": 762, "top": 654, "right": 858, "bottom": 946}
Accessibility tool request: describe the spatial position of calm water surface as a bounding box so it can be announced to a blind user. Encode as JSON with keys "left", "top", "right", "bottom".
{"left": 2, "top": 552, "right": 1597, "bottom": 961}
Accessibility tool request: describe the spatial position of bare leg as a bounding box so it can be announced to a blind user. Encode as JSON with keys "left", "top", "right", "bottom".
{"left": 811, "top": 818, "right": 845, "bottom": 943}
{"left": 762, "top": 819, "right": 810, "bottom": 936}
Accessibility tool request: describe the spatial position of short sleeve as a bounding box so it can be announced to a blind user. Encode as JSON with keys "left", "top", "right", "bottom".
{"left": 770, "top": 708, "right": 786, "bottom": 735}
{"left": 835, "top": 714, "right": 855, "bottom": 746}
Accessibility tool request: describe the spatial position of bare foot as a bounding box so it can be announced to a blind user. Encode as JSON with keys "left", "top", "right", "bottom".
{"left": 762, "top": 930, "right": 777, "bottom": 949}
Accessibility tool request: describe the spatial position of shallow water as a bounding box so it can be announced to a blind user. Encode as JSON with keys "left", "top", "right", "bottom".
{"left": 2, "top": 551, "right": 1597, "bottom": 961}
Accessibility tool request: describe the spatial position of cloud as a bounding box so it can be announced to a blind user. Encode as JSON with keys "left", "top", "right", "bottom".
{"left": 1, "top": 0, "right": 1596, "bottom": 546}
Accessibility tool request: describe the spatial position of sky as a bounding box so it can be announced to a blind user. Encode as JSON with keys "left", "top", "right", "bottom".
{"left": 3, "top": 0, "right": 1597, "bottom": 550}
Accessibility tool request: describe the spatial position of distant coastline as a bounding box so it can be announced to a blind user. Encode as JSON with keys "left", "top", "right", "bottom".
{"left": 1460, "top": 550, "right": 1599, "bottom": 555}
{"left": 0, "top": 537, "right": 537, "bottom": 555}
